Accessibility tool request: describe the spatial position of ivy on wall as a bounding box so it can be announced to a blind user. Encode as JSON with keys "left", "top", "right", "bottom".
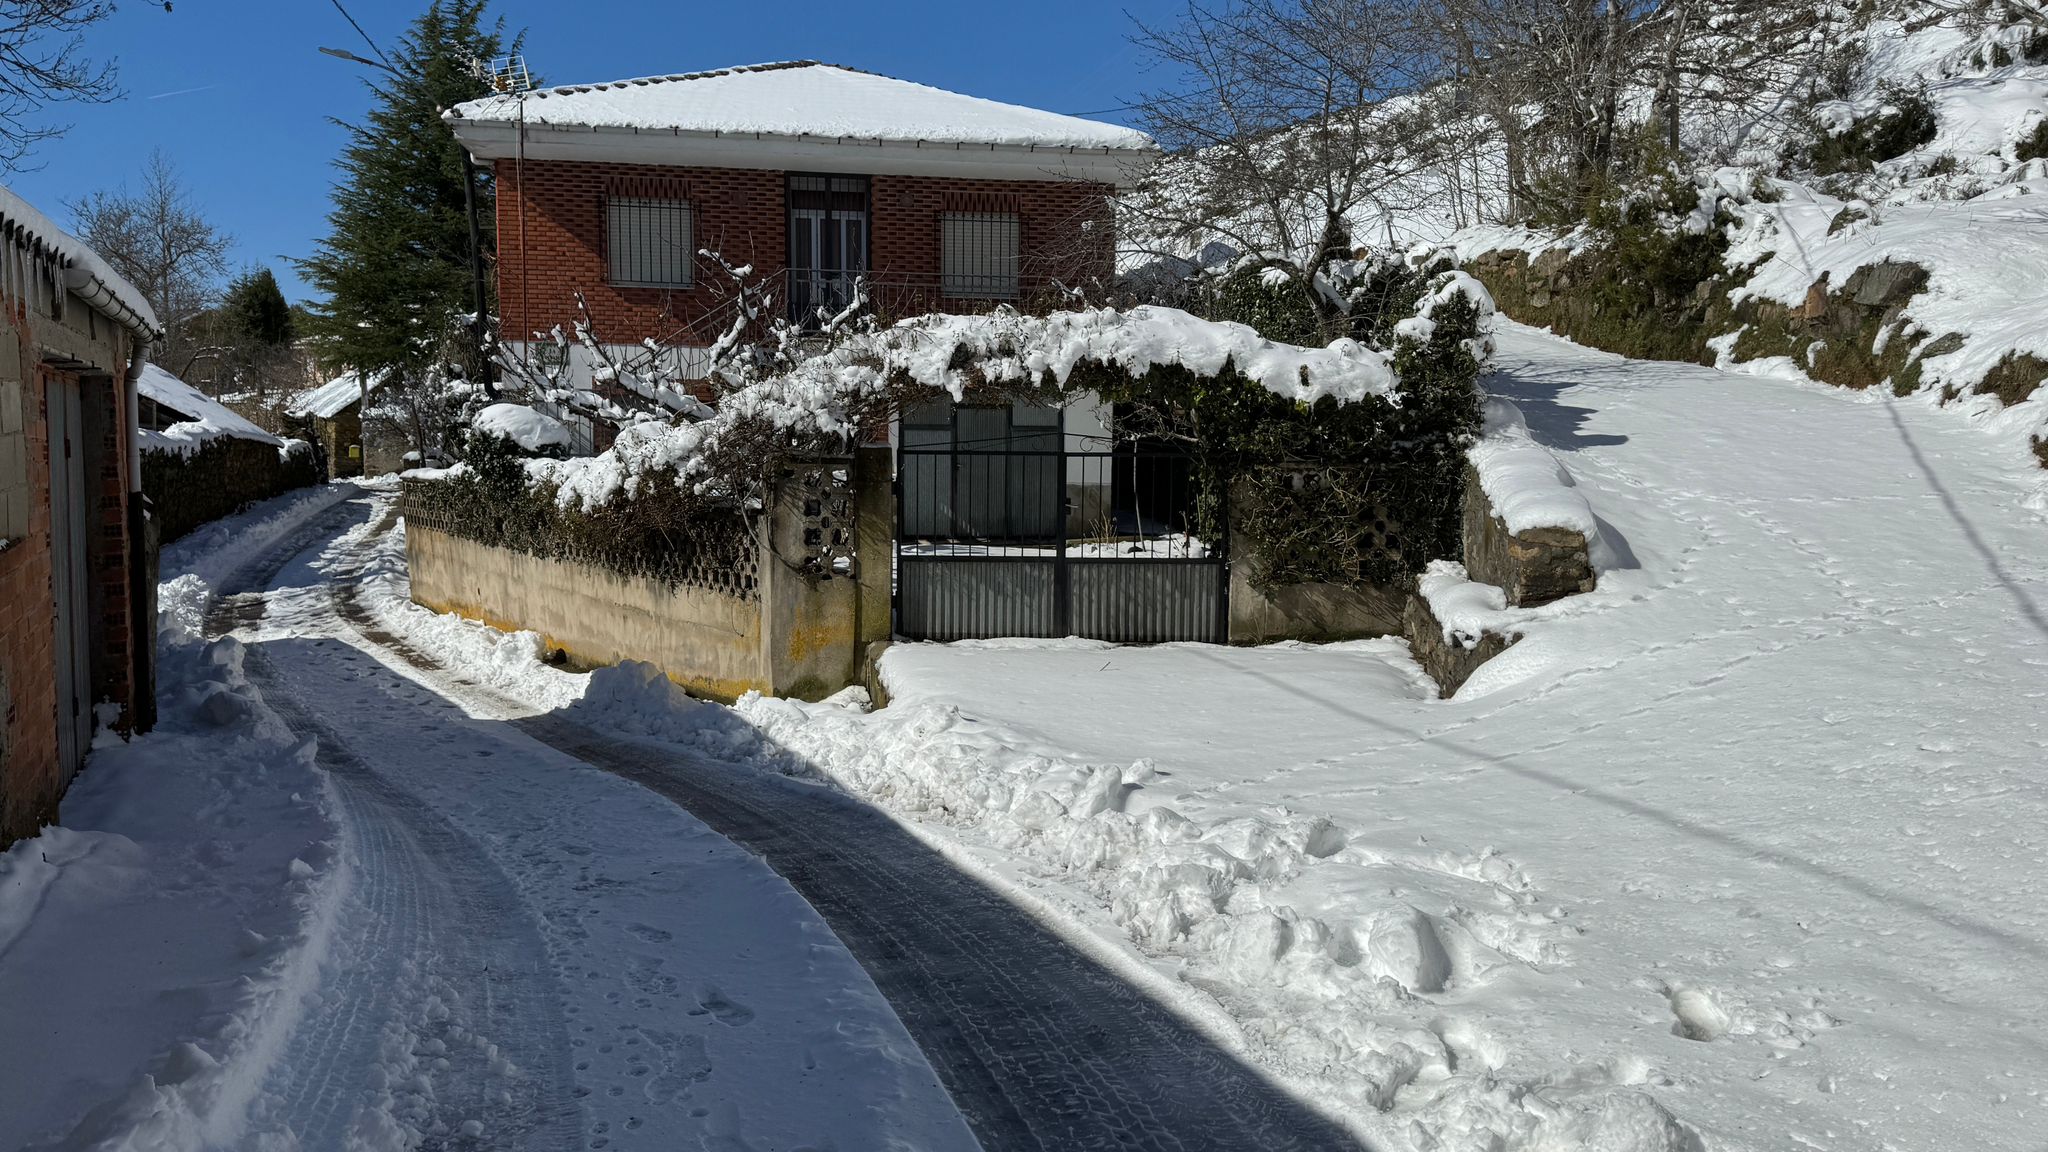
{"left": 1100, "top": 253, "right": 1488, "bottom": 590}
{"left": 403, "top": 433, "right": 761, "bottom": 597}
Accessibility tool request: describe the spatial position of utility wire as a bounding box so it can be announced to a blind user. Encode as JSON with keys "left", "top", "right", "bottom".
{"left": 327, "top": 0, "right": 396, "bottom": 70}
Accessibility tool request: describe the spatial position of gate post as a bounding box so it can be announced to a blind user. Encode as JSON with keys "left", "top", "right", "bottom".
{"left": 854, "top": 444, "right": 893, "bottom": 646}
{"left": 1054, "top": 441, "right": 1071, "bottom": 637}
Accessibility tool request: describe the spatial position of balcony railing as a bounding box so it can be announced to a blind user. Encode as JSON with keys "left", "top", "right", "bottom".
{"left": 784, "top": 270, "right": 1080, "bottom": 328}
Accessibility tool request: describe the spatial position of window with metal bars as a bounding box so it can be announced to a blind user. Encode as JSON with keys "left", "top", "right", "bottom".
{"left": 606, "top": 197, "right": 694, "bottom": 288}
{"left": 940, "top": 212, "right": 1021, "bottom": 300}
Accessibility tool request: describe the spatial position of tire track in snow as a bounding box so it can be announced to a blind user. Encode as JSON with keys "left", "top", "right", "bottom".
{"left": 208, "top": 496, "right": 581, "bottom": 1151}
{"left": 324, "top": 501, "right": 1362, "bottom": 1152}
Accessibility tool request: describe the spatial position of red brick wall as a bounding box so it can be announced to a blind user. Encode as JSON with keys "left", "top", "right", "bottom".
{"left": 868, "top": 173, "right": 1114, "bottom": 312}
{"left": 494, "top": 160, "right": 1116, "bottom": 349}
{"left": 0, "top": 365, "right": 57, "bottom": 841}
{"left": 495, "top": 160, "right": 786, "bottom": 351}
{"left": 0, "top": 352, "right": 142, "bottom": 844}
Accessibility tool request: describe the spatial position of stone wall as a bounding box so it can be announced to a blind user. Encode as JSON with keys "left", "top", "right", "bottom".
{"left": 144, "top": 437, "right": 321, "bottom": 543}
{"left": 1460, "top": 464, "right": 1595, "bottom": 607}
{"left": 1403, "top": 594, "right": 1517, "bottom": 698}
{"left": 1468, "top": 248, "right": 2008, "bottom": 403}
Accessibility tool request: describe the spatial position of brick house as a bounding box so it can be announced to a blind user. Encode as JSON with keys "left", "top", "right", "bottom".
{"left": 0, "top": 188, "right": 162, "bottom": 845}
{"left": 445, "top": 61, "right": 1158, "bottom": 400}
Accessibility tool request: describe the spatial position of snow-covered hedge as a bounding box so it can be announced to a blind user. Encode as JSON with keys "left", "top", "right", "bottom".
{"left": 416, "top": 260, "right": 1497, "bottom": 593}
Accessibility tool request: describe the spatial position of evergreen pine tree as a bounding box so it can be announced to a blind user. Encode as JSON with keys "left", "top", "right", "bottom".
{"left": 301, "top": 1, "right": 513, "bottom": 393}
{"left": 223, "top": 267, "right": 295, "bottom": 348}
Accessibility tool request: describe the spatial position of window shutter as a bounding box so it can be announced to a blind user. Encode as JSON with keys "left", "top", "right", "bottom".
{"left": 606, "top": 198, "right": 695, "bottom": 288}
{"left": 940, "top": 213, "right": 1021, "bottom": 300}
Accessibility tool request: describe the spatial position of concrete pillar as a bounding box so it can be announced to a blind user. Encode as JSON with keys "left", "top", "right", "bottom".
{"left": 854, "top": 444, "right": 894, "bottom": 646}
{"left": 758, "top": 460, "right": 862, "bottom": 701}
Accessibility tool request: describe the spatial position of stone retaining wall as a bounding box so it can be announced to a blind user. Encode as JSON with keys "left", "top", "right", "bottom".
{"left": 1460, "top": 464, "right": 1595, "bottom": 607}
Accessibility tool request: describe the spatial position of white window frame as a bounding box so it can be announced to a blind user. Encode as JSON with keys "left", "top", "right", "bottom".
{"left": 607, "top": 197, "right": 695, "bottom": 289}
{"left": 940, "top": 212, "right": 1021, "bottom": 301}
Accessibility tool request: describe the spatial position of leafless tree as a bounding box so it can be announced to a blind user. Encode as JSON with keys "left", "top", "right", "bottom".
{"left": 68, "top": 149, "right": 233, "bottom": 373}
{"left": 1122, "top": 0, "right": 1461, "bottom": 293}
{"left": 0, "top": 0, "right": 123, "bottom": 171}
{"left": 1426, "top": 0, "right": 1848, "bottom": 220}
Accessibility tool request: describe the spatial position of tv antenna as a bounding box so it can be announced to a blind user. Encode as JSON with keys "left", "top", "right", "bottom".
{"left": 477, "top": 55, "right": 533, "bottom": 94}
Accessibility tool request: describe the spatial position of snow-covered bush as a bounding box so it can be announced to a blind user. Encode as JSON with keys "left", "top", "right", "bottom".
{"left": 1105, "top": 252, "right": 1496, "bottom": 589}
{"left": 1801, "top": 81, "right": 1941, "bottom": 177}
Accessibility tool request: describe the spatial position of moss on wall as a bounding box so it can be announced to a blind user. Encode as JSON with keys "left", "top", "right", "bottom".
{"left": 1466, "top": 248, "right": 2009, "bottom": 404}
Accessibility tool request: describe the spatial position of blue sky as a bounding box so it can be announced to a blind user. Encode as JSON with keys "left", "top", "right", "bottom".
{"left": 7, "top": 0, "right": 1181, "bottom": 303}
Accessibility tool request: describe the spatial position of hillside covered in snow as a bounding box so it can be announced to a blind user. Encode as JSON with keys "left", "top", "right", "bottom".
{"left": 1122, "top": 0, "right": 2048, "bottom": 470}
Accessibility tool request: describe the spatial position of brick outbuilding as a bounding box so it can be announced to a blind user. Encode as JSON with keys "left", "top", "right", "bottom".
{"left": 0, "top": 188, "right": 162, "bottom": 845}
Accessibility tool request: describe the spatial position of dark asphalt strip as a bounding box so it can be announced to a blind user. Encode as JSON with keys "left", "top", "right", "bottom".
{"left": 329, "top": 499, "right": 1365, "bottom": 1152}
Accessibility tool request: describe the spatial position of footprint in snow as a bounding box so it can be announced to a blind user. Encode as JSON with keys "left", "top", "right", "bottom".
{"left": 694, "top": 987, "right": 754, "bottom": 1027}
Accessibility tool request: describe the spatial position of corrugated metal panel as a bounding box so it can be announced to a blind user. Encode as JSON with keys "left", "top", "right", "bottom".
{"left": 899, "top": 558, "right": 1058, "bottom": 641}
{"left": 1069, "top": 561, "right": 1224, "bottom": 644}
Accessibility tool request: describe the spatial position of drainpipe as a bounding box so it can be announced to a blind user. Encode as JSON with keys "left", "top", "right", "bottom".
{"left": 120, "top": 327, "right": 158, "bottom": 733}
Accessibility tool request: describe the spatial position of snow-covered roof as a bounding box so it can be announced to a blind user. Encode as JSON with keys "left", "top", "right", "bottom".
{"left": 447, "top": 61, "right": 1158, "bottom": 186}
{"left": 0, "top": 184, "right": 162, "bottom": 338}
{"left": 138, "top": 363, "right": 282, "bottom": 449}
{"left": 289, "top": 371, "right": 384, "bottom": 420}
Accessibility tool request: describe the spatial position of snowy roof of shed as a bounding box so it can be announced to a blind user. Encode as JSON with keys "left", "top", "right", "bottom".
{"left": 446, "top": 62, "right": 1158, "bottom": 185}
{"left": 138, "top": 364, "right": 281, "bottom": 446}
{"left": 0, "top": 184, "right": 162, "bottom": 338}
{"left": 289, "top": 371, "right": 385, "bottom": 421}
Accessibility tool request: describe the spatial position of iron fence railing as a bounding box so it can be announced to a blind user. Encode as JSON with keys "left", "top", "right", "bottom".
{"left": 785, "top": 270, "right": 1078, "bottom": 327}
{"left": 895, "top": 445, "right": 1228, "bottom": 644}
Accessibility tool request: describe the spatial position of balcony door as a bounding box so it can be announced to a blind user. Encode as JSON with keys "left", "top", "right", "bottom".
{"left": 788, "top": 175, "right": 868, "bottom": 322}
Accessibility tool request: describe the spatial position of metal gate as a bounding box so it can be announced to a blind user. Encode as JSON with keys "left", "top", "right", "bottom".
{"left": 895, "top": 431, "right": 1227, "bottom": 644}
{"left": 45, "top": 372, "right": 93, "bottom": 782}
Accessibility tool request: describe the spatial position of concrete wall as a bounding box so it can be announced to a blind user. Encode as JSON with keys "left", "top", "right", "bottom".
{"left": 407, "top": 523, "right": 770, "bottom": 701}
{"left": 1224, "top": 478, "right": 1409, "bottom": 644}
{"left": 406, "top": 459, "right": 888, "bottom": 703}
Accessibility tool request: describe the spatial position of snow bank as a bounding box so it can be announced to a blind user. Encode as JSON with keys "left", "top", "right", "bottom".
{"left": 158, "top": 481, "right": 363, "bottom": 644}
{"left": 1468, "top": 397, "right": 1599, "bottom": 536}
{"left": 0, "top": 492, "right": 353, "bottom": 1148}
{"left": 472, "top": 401, "right": 572, "bottom": 453}
{"left": 1418, "top": 559, "right": 1516, "bottom": 643}
{"left": 726, "top": 649, "right": 1699, "bottom": 1149}
{"left": 345, "top": 512, "right": 591, "bottom": 713}
{"left": 1725, "top": 180, "right": 2048, "bottom": 394}
{"left": 1454, "top": 11, "right": 2048, "bottom": 417}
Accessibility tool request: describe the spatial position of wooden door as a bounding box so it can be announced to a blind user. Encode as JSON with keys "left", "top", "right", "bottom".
{"left": 45, "top": 372, "right": 92, "bottom": 783}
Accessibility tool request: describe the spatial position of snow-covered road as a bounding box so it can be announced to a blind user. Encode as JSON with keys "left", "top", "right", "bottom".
{"left": 8, "top": 321, "right": 2040, "bottom": 1152}
{"left": 199, "top": 492, "right": 1348, "bottom": 1150}
{"left": 183, "top": 497, "right": 981, "bottom": 1152}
